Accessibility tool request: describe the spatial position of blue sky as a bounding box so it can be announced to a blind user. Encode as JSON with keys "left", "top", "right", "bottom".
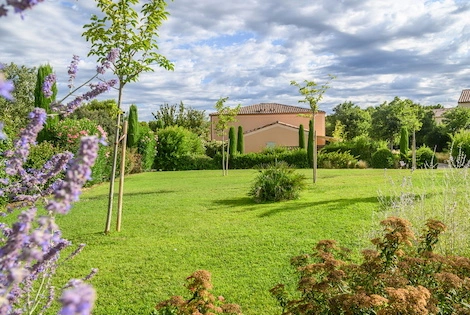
{"left": 1, "top": 0, "right": 470, "bottom": 121}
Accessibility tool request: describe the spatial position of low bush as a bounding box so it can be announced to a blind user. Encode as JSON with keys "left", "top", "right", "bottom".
{"left": 321, "top": 136, "right": 383, "bottom": 164}
{"left": 248, "top": 162, "right": 306, "bottom": 203}
{"left": 450, "top": 130, "right": 470, "bottom": 167}
{"left": 271, "top": 217, "right": 470, "bottom": 315}
{"left": 228, "top": 149, "right": 309, "bottom": 170}
{"left": 318, "top": 150, "right": 358, "bottom": 169}
{"left": 415, "top": 146, "right": 437, "bottom": 169}
{"left": 371, "top": 148, "right": 395, "bottom": 168}
{"left": 153, "top": 270, "right": 242, "bottom": 315}
{"left": 137, "top": 125, "right": 157, "bottom": 171}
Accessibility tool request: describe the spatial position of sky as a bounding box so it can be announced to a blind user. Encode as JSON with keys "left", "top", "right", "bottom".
{"left": 1, "top": 0, "right": 470, "bottom": 121}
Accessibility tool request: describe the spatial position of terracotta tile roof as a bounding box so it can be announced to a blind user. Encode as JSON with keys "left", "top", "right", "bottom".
{"left": 245, "top": 120, "right": 300, "bottom": 134}
{"left": 210, "top": 103, "right": 323, "bottom": 115}
{"left": 458, "top": 89, "right": 470, "bottom": 103}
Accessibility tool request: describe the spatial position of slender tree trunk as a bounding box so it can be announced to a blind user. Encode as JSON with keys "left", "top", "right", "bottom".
{"left": 226, "top": 140, "right": 230, "bottom": 175}
{"left": 221, "top": 133, "right": 226, "bottom": 176}
{"left": 105, "top": 86, "right": 123, "bottom": 233}
{"left": 313, "top": 129, "right": 317, "bottom": 184}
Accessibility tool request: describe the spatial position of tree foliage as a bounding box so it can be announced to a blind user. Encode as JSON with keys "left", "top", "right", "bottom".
{"left": 237, "top": 125, "right": 244, "bottom": 154}
{"left": 0, "top": 63, "right": 36, "bottom": 134}
{"left": 151, "top": 102, "right": 209, "bottom": 138}
{"left": 307, "top": 120, "right": 314, "bottom": 168}
{"left": 228, "top": 126, "right": 236, "bottom": 158}
{"left": 35, "top": 64, "right": 58, "bottom": 142}
{"left": 443, "top": 106, "right": 470, "bottom": 134}
{"left": 127, "top": 104, "right": 139, "bottom": 148}
{"left": 298, "top": 124, "right": 305, "bottom": 149}
{"left": 326, "top": 101, "right": 371, "bottom": 139}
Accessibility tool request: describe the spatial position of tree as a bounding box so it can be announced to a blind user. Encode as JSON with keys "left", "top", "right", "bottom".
{"left": 0, "top": 63, "right": 36, "bottom": 134}
{"left": 151, "top": 102, "right": 209, "bottom": 138}
{"left": 307, "top": 120, "right": 314, "bottom": 168}
{"left": 214, "top": 97, "right": 240, "bottom": 176}
{"left": 326, "top": 101, "right": 371, "bottom": 139}
{"left": 443, "top": 107, "right": 470, "bottom": 134}
{"left": 237, "top": 125, "right": 244, "bottom": 154}
{"left": 370, "top": 97, "right": 405, "bottom": 147}
{"left": 35, "top": 64, "right": 58, "bottom": 142}
{"left": 298, "top": 124, "right": 305, "bottom": 149}
{"left": 290, "top": 75, "right": 335, "bottom": 183}
{"left": 83, "top": 0, "right": 174, "bottom": 233}
{"left": 126, "top": 105, "right": 139, "bottom": 148}
{"left": 228, "top": 126, "right": 236, "bottom": 159}
{"left": 398, "top": 99, "right": 423, "bottom": 170}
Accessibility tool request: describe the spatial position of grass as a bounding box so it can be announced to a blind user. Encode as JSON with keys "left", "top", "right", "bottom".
{"left": 52, "top": 168, "right": 445, "bottom": 314}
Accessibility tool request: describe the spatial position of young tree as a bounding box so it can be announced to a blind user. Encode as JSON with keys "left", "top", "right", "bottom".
{"left": 326, "top": 101, "right": 371, "bottom": 139}
{"left": 398, "top": 99, "right": 423, "bottom": 170}
{"left": 83, "top": 0, "right": 174, "bottom": 233}
{"left": 237, "top": 125, "right": 244, "bottom": 154}
{"left": 228, "top": 126, "right": 236, "bottom": 159}
{"left": 35, "top": 64, "right": 58, "bottom": 142}
{"left": 290, "top": 75, "right": 335, "bottom": 183}
{"left": 214, "top": 97, "right": 240, "bottom": 176}
{"left": 127, "top": 104, "right": 139, "bottom": 148}
{"left": 298, "top": 124, "right": 305, "bottom": 149}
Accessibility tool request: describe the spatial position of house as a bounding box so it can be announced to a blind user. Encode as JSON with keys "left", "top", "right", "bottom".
{"left": 210, "top": 103, "right": 326, "bottom": 153}
{"left": 458, "top": 89, "right": 470, "bottom": 107}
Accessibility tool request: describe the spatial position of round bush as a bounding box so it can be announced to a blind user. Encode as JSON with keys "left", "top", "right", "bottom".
{"left": 248, "top": 162, "right": 306, "bottom": 203}
{"left": 416, "top": 146, "right": 437, "bottom": 169}
{"left": 371, "top": 148, "right": 395, "bottom": 168}
{"left": 318, "top": 151, "right": 358, "bottom": 169}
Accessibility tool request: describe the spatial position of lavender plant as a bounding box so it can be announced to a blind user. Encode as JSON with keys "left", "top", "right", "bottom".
{"left": 0, "top": 52, "right": 118, "bottom": 314}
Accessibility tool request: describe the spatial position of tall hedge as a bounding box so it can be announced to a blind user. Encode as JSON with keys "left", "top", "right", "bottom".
{"left": 307, "top": 120, "right": 314, "bottom": 167}
{"left": 237, "top": 125, "right": 244, "bottom": 154}
{"left": 228, "top": 126, "right": 236, "bottom": 158}
{"left": 127, "top": 104, "right": 139, "bottom": 148}
{"left": 299, "top": 124, "right": 305, "bottom": 149}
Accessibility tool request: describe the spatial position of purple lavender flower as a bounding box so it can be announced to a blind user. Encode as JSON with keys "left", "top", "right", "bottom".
{"left": 0, "top": 122, "right": 6, "bottom": 140}
{"left": 68, "top": 55, "right": 80, "bottom": 88}
{"left": 42, "top": 73, "right": 56, "bottom": 98}
{"left": 1, "top": 0, "right": 45, "bottom": 17}
{"left": 59, "top": 281, "right": 96, "bottom": 315}
{"left": 45, "top": 136, "right": 99, "bottom": 214}
{"left": 4, "top": 108, "right": 46, "bottom": 176}
{"left": 96, "top": 48, "right": 119, "bottom": 74}
{"left": 0, "top": 76, "right": 14, "bottom": 100}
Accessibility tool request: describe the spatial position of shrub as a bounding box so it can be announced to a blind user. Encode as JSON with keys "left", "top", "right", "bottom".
{"left": 318, "top": 150, "right": 358, "bottom": 169}
{"left": 271, "top": 217, "right": 470, "bottom": 315}
{"left": 47, "top": 118, "right": 103, "bottom": 152}
{"left": 25, "top": 141, "right": 61, "bottom": 170}
{"left": 371, "top": 148, "right": 395, "bottom": 168}
{"left": 415, "top": 145, "right": 437, "bottom": 169}
{"left": 204, "top": 140, "right": 225, "bottom": 158}
{"left": 137, "top": 124, "right": 157, "bottom": 171}
{"left": 321, "top": 135, "right": 383, "bottom": 164}
{"left": 153, "top": 270, "right": 242, "bottom": 315}
{"left": 248, "top": 162, "right": 306, "bottom": 203}
{"left": 450, "top": 129, "right": 470, "bottom": 166}
{"left": 155, "top": 126, "right": 204, "bottom": 171}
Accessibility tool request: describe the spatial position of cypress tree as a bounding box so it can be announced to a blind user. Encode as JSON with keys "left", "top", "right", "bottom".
{"left": 399, "top": 126, "right": 409, "bottom": 161}
{"left": 237, "top": 125, "right": 244, "bottom": 154}
{"left": 127, "top": 104, "right": 139, "bottom": 148}
{"left": 307, "top": 120, "right": 314, "bottom": 167}
{"left": 298, "top": 124, "right": 305, "bottom": 149}
{"left": 228, "top": 126, "right": 237, "bottom": 158}
{"left": 35, "top": 64, "right": 57, "bottom": 142}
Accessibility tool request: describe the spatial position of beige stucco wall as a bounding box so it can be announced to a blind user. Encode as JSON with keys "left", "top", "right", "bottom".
{"left": 210, "top": 112, "right": 325, "bottom": 152}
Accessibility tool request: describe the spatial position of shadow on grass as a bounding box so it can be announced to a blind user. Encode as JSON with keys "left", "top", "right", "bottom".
{"left": 212, "top": 197, "right": 254, "bottom": 207}
{"left": 258, "top": 196, "right": 379, "bottom": 218}
{"left": 84, "top": 189, "right": 176, "bottom": 200}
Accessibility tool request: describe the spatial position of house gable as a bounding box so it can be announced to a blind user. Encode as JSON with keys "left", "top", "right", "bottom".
{"left": 458, "top": 89, "right": 470, "bottom": 107}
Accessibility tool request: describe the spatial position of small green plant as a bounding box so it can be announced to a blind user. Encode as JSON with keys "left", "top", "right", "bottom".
{"left": 248, "top": 162, "right": 306, "bottom": 203}
{"left": 371, "top": 148, "right": 395, "bottom": 168}
{"left": 318, "top": 150, "right": 358, "bottom": 168}
{"left": 153, "top": 270, "right": 242, "bottom": 315}
{"left": 271, "top": 217, "right": 470, "bottom": 315}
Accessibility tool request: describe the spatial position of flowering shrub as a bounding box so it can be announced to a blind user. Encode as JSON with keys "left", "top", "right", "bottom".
{"left": 271, "top": 217, "right": 470, "bottom": 314}
{"left": 153, "top": 270, "right": 242, "bottom": 315}
{"left": 0, "top": 48, "right": 118, "bottom": 313}
{"left": 47, "top": 118, "right": 104, "bottom": 152}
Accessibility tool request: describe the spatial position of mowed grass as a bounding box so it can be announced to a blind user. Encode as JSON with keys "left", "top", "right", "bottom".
{"left": 53, "top": 168, "right": 430, "bottom": 315}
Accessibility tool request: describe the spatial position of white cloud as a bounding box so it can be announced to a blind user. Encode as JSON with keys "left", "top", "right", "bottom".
{"left": 1, "top": 0, "right": 469, "bottom": 121}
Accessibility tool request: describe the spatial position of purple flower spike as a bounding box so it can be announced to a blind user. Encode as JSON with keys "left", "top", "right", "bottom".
{"left": 68, "top": 55, "right": 80, "bottom": 88}
{"left": 0, "top": 122, "right": 6, "bottom": 140}
{"left": 0, "top": 77, "right": 14, "bottom": 100}
{"left": 42, "top": 73, "right": 56, "bottom": 98}
{"left": 59, "top": 281, "right": 96, "bottom": 315}
{"left": 45, "top": 136, "right": 99, "bottom": 214}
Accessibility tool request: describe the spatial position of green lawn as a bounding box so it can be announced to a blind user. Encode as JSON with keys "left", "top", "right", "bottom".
{"left": 54, "top": 168, "right": 438, "bottom": 315}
